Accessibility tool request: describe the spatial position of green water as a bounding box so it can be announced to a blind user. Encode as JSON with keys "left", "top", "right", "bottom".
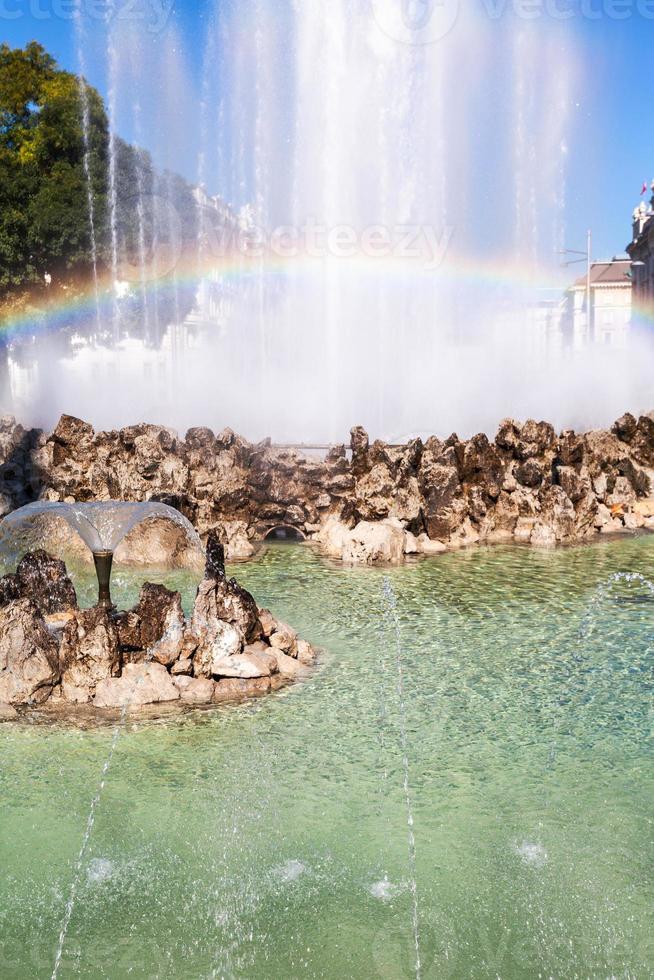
{"left": 1, "top": 539, "right": 653, "bottom": 978}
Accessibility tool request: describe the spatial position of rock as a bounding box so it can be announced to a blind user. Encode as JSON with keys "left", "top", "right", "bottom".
{"left": 0, "top": 599, "right": 59, "bottom": 705}
{"left": 633, "top": 498, "right": 654, "bottom": 518}
{"left": 419, "top": 459, "right": 462, "bottom": 541}
{"left": 243, "top": 643, "right": 279, "bottom": 673}
{"left": 530, "top": 523, "right": 557, "bottom": 547}
{"left": 212, "top": 676, "right": 272, "bottom": 702}
{"left": 115, "top": 609, "right": 142, "bottom": 651}
{"left": 538, "top": 486, "right": 576, "bottom": 541}
{"left": 13, "top": 551, "right": 78, "bottom": 615}
{"left": 12, "top": 408, "right": 654, "bottom": 574}
{"left": 192, "top": 617, "right": 244, "bottom": 678}
{"left": 556, "top": 466, "right": 591, "bottom": 504}
{"left": 350, "top": 426, "right": 370, "bottom": 474}
{"left": 612, "top": 413, "right": 638, "bottom": 443}
{"left": 416, "top": 534, "right": 447, "bottom": 555}
{"left": 0, "top": 574, "right": 20, "bottom": 608}
{"left": 192, "top": 540, "right": 262, "bottom": 643}
{"left": 0, "top": 703, "right": 18, "bottom": 722}
{"left": 215, "top": 520, "right": 255, "bottom": 560}
{"left": 59, "top": 607, "right": 121, "bottom": 704}
{"left": 495, "top": 418, "right": 521, "bottom": 451}
{"left": 269, "top": 621, "right": 298, "bottom": 655}
{"left": 185, "top": 426, "right": 216, "bottom": 450}
{"left": 461, "top": 433, "right": 504, "bottom": 498}
{"left": 341, "top": 520, "right": 406, "bottom": 565}
{"left": 515, "top": 420, "right": 556, "bottom": 460}
{"left": 94, "top": 662, "right": 180, "bottom": 709}
{"left": 296, "top": 639, "right": 316, "bottom": 666}
{"left": 171, "top": 657, "right": 193, "bottom": 676}
{"left": 211, "top": 652, "right": 272, "bottom": 679}
{"left": 115, "top": 517, "right": 202, "bottom": 571}
{"left": 315, "top": 517, "right": 351, "bottom": 559}
{"left": 172, "top": 675, "right": 215, "bottom": 703}
{"left": 204, "top": 529, "right": 226, "bottom": 579}
{"left": 275, "top": 650, "right": 311, "bottom": 678}
{"left": 404, "top": 531, "right": 419, "bottom": 555}
{"left": 118, "top": 584, "right": 185, "bottom": 666}
{"left": 607, "top": 476, "right": 636, "bottom": 509}
{"left": 515, "top": 459, "right": 545, "bottom": 489}
{"left": 258, "top": 608, "right": 276, "bottom": 638}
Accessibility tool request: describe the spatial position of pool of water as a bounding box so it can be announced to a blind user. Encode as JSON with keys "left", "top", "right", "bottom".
{"left": 1, "top": 539, "right": 653, "bottom": 978}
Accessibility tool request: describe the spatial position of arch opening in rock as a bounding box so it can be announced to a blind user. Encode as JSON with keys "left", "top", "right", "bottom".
{"left": 263, "top": 525, "right": 306, "bottom": 542}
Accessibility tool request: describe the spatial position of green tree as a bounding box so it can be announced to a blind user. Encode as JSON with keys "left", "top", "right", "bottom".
{"left": 0, "top": 42, "right": 109, "bottom": 291}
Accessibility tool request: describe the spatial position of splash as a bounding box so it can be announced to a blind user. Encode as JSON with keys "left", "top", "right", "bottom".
{"left": 382, "top": 577, "right": 421, "bottom": 980}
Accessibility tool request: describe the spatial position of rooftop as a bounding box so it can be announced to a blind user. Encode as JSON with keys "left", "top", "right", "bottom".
{"left": 572, "top": 257, "right": 632, "bottom": 289}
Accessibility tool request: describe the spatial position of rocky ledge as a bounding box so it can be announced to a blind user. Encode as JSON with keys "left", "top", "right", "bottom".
{"left": 3, "top": 411, "right": 654, "bottom": 565}
{"left": 0, "top": 535, "right": 317, "bottom": 722}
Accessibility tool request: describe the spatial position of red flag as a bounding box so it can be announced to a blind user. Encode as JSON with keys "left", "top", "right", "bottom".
{"left": 641, "top": 182, "right": 648, "bottom": 195}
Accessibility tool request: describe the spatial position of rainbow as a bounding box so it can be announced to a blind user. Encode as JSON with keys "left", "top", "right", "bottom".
{"left": 1, "top": 245, "right": 635, "bottom": 343}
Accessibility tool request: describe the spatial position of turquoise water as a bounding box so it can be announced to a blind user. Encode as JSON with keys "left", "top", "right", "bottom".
{"left": 1, "top": 539, "right": 653, "bottom": 978}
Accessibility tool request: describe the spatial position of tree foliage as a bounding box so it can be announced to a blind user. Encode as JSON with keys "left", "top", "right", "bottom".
{"left": 0, "top": 42, "right": 109, "bottom": 290}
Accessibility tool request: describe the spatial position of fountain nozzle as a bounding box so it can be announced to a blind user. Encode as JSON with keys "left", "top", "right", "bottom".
{"left": 93, "top": 550, "right": 115, "bottom": 612}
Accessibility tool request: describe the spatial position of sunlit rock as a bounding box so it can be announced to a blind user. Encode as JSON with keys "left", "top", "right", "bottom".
{"left": 59, "top": 607, "right": 121, "bottom": 704}
{"left": 94, "top": 662, "right": 180, "bottom": 709}
{"left": 171, "top": 675, "right": 215, "bottom": 703}
{"left": 211, "top": 652, "right": 272, "bottom": 679}
{"left": 341, "top": 520, "right": 406, "bottom": 565}
{"left": 115, "top": 583, "right": 185, "bottom": 666}
{"left": 0, "top": 599, "right": 60, "bottom": 705}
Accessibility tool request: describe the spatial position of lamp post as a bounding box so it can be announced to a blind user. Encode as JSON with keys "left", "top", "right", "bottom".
{"left": 559, "top": 229, "right": 593, "bottom": 342}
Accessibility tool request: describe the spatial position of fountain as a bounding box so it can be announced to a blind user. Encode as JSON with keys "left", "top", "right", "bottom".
{"left": 0, "top": 501, "right": 204, "bottom": 611}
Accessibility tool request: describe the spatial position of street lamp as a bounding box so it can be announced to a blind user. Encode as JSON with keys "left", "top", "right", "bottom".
{"left": 559, "top": 228, "right": 592, "bottom": 339}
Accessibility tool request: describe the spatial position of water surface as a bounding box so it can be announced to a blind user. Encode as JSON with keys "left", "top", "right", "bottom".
{"left": 1, "top": 539, "right": 653, "bottom": 978}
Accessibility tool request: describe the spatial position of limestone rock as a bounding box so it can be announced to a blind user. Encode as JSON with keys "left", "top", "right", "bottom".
{"left": 415, "top": 534, "right": 447, "bottom": 555}
{"left": 275, "top": 650, "right": 311, "bottom": 678}
{"left": 0, "top": 703, "right": 18, "bottom": 722}
{"left": 14, "top": 551, "right": 78, "bottom": 615}
{"left": 350, "top": 425, "right": 370, "bottom": 474}
{"left": 117, "top": 583, "right": 185, "bottom": 666}
{"left": 269, "top": 621, "right": 298, "bottom": 655}
{"left": 341, "top": 520, "right": 405, "bottom": 565}
{"left": 0, "top": 574, "right": 21, "bottom": 608}
{"left": 0, "top": 599, "right": 60, "bottom": 705}
{"left": 612, "top": 413, "right": 638, "bottom": 443}
{"left": 315, "top": 517, "right": 351, "bottom": 559}
{"left": 212, "top": 676, "right": 272, "bottom": 702}
{"left": 194, "top": 535, "right": 262, "bottom": 642}
{"left": 60, "top": 607, "right": 121, "bottom": 704}
{"left": 296, "top": 639, "right": 317, "bottom": 666}
{"left": 94, "top": 662, "right": 180, "bottom": 709}
{"left": 172, "top": 675, "right": 215, "bottom": 703}
{"left": 258, "top": 608, "right": 276, "bottom": 638}
{"left": 211, "top": 652, "right": 272, "bottom": 679}
{"left": 192, "top": 617, "right": 244, "bottom": 678}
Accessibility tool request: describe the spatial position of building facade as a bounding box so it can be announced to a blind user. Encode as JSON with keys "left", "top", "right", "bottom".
{"left": 627, "top": 185, "right": 654, "bottom": 307}
{"left": 562, "top": 257, "right": 632, "bottom": 350}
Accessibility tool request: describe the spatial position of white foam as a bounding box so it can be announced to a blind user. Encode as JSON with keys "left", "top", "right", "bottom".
{"left": 515, "top": 841, "right": 548, "bottom": 869}
{"left": 274, "top": 859, "right": 307, "bottom": 883}
{"left": 369, "top": 876, "right": 397, "bottom": 901}
{"left": 87, "top": 858, "right": 114, "bottom": 885}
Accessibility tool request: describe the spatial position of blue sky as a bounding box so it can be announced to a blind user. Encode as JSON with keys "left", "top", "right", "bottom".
{"left": 1, "top": 1, "right": 653, "bottom": 265}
